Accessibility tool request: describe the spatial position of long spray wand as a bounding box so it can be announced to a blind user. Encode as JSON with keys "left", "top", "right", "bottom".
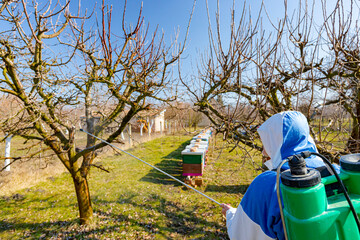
{"left": 80, "top": 129, "right": 221, "bottom": 206}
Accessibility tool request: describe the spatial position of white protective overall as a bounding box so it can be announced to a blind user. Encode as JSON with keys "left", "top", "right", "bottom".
{"left": 225, "top": 111, "right": 331, "bottom": 240}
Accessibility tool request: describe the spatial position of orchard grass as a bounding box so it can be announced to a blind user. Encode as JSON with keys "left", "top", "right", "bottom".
{"left": 0, "top": 133, "right": 261, "bottom": 239}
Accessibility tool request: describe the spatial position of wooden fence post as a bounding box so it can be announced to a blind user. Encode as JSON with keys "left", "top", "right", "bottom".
{"left": 148, "top": 119, "right": 154, "bottom": 137}
{"left": 4, "top": 134, "right": 12, "bottom": 171}
{"left": 128, "top": 124, "right": 132, "bottom": 146}
{"left": 140, "top": 122, "right": 144, "bottom": 136}
{"left": 121, "top": 124, "right": 125, "bottom": 140}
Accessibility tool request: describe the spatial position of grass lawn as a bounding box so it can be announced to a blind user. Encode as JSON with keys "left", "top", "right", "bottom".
{"left": 0, "top": 133, "right": 262, "bottom": 239}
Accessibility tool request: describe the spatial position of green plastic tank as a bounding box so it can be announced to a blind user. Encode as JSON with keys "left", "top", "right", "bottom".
{"left": 280, "top": 153, "right": 360, "bottom": 240}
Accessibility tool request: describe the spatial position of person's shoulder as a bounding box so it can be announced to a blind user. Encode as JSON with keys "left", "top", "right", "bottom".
{"left": 242, "top": 171, "right": 277, "bottom": 200}
{"left": 240, "top": 170, "right": 282, "bottom": 238}
{"left": 252, "top": 170, "right": 277, "bottom": 185}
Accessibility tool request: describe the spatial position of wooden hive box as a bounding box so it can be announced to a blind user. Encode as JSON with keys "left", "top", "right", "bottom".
{"left": 181, "top": 148, "right": 206, "bottom": 164}
{"left": 182, "top": 163, "right": 204, "bottom": 176}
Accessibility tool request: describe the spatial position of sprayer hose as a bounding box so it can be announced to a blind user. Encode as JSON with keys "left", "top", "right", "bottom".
{"left": 276, "top": 159, "right": 289, "bottom": 240}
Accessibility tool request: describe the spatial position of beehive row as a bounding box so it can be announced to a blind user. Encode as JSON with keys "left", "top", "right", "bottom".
{"left": 181, "top": 128, "right": 213, "bottom": 186}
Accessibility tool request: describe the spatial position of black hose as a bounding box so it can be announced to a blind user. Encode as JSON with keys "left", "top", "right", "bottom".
{"left": 310, "top": 152, "right": 360, "bottom": 234}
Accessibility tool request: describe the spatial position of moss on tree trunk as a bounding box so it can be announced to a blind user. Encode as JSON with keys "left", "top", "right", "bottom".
{"left": 72, "top": 174, "right": 93, "bottom": 225}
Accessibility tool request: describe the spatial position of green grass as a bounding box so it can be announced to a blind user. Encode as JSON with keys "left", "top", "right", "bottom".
{"left": 0, "top": 133, "right": 262, "bottom": 239}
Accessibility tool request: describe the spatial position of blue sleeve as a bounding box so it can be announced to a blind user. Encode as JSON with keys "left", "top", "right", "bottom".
{"left": 240, "top": 171, "right": 284, "bottom": 240}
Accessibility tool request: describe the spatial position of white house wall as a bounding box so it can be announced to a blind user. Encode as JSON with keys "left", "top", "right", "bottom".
{"left": 154, "top": 110, "right": 166, "bottom": 132}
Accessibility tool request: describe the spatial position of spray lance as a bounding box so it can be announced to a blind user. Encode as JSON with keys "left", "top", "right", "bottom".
{"left": 79, "top": 129, "right": 221, "bottom": 206}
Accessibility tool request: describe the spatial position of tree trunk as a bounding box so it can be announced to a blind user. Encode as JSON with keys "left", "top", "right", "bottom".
{"left": 347, "top": 91, "right": 360, "bottom": 153}
{"left": 72, "top": 174, "right": 93, "bottom": 225}
{"left": 347, "top": 117, "right": 360, "bottom": 153}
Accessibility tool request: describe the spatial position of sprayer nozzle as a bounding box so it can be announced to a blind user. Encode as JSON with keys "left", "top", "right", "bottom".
{"left": 301, "top": 151, "right": 312, "bottom": 158}
{"left": 80, "top": 129, "right": 84, "bottom": 132}
{"left": 287, "top": 151, "right": 312, "bottom": 162}
{"left": 287, "top": 154, "right": 307, "bottom": 175}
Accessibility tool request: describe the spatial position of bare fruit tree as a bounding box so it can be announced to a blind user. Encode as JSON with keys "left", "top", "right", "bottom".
{"left": 0, "top": 0, "right": 191, "bottom": 224}
{"left": 183, "top": 0, "right": 360, "bottom": 163}
{"left": 319, "top": 0, "right": 360, "bottom": 154}
{"left": 180, "top": 0, "right": 286, "bottom": 160}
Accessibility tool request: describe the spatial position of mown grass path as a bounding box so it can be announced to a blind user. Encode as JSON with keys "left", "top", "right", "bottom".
{"left": 0, "top": 133, "right": 261, "bottom": 239}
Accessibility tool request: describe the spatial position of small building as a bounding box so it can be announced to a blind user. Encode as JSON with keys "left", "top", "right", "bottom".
{"left": 153, "top": 110, "right": 166, "bottom": 132}
{"left": 80, "top": 108, "right": 167, "bottom": 134}
{"left": 135, "top": 109, "right": 166, "bottom": 133}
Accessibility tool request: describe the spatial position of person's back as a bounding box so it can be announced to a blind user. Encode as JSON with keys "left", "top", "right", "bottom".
{"left": 221, "top": 111, "right": 329, "bottom": 240}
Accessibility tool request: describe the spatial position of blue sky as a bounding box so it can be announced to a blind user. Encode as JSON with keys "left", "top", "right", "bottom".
{"left": 73, "top": 0, "right": 350, "bottom": 93}
{"left": 78, "top": 1, "right": 287, "bottom": 76}
{"left": 16, "top": 0, "right": 351, "bottom": 79}
{"left": 15, "top": 0, "right": 347, "bottom": 85}
{"left": 103, "top": 0, "right": 347, "bottom": 55}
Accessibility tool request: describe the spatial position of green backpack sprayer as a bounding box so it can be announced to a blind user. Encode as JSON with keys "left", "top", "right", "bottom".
{"left": 277, "top": 151, "right": 360, "bottom": 240}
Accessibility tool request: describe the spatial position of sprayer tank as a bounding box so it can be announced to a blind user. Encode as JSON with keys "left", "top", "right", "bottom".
{"left": 280, "top": 153, "right": 360, "bottom": 240}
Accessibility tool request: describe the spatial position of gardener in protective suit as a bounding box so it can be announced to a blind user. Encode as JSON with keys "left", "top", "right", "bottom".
{"left": 221, "top": 111, "right": 336, "bottom": 240}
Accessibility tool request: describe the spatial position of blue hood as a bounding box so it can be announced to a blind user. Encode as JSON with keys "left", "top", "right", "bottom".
{"left": 257, "top": 111, "right": 321, "bottom": 170}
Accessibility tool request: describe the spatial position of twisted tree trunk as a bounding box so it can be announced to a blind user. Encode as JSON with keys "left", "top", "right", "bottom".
{"left": 72, "top": 172, "right": 93, "bottom": 224}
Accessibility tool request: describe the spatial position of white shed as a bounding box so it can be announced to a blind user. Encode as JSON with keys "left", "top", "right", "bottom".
{"left": 153, "top": 110, "right": 166, "bottom": 132}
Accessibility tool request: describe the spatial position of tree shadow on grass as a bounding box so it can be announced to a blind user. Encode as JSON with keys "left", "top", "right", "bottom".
{"left": 93, "top": 193, "right": 229, "bottom": 240}
{"left": 0, "top": 219, "right": 79, "bottom": 239}
{"left": 205, "top": 184, "right": 250, "bottom": 195}
{"left": 139, "top": 140, "right": 190, "bottom": 186}
{"left": 0, "top": 191, "right": 229, "bottom": 239}
{"left": 0, "top": 218, "right": 145, "bottom": 240}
